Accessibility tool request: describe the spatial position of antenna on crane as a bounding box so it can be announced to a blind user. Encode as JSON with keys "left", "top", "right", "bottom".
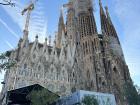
{"left": 21, "top": 0, "right": 38, "bottom": 48}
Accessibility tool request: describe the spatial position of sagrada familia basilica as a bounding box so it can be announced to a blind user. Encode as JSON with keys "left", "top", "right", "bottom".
{"left": 1, "top": 0, "right": 132, "bottom": 105}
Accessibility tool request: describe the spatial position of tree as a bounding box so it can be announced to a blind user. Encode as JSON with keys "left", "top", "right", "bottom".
{"left": 123, "top": 81, "right": 140, "bottom": 105}
{"left": 26, "top": 89, "right": 59, "bottom": 105}
{"left": 135, "top": 85, "right": 140, "bottom": 94}
{"left": 135, "top": 85, "right": 140, "bottom": 101}
{"left": 0, "top": 0, "right": 15, "bottom": 7}
{"left": 82, "top": 95, "right": 99, "bottom": 105}
{"left": 0, "top": 51, "right": 16, "bottom": 72}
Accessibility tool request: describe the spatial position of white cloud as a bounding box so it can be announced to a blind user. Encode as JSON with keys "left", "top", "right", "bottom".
{"left": 5, "top": 41, "right": 14, "bottom": 49}
{"left": 1, "top": 0, "right": 47, "bottom": 43}
{"left": 0, "top": 18, "right": 19, "bottom": 39}
{"left": 1, "top": 0, "right": 25, "bottom": 30}
{"left": 0, "top": 1, "right": 48, "bottom": 92}
{"left": 28, "top": 1, "right": 47, "bottom": 43}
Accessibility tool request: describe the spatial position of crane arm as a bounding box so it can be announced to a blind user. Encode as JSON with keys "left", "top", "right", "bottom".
{"left": 21, "top": 3, "right": 34, "bottom": 15}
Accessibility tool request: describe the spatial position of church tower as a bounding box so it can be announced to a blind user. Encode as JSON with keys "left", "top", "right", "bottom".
{"left": 70, "top": 0, "right": 107, "bottom": 92}
{"left": 99, "top": 0, "right": 132, "bottom": 104}
{"left": 99, "top": 0, "right": 124, "bottom": 61}
{"left": 66, "top": 2, "right": 76, "bottom": 47}
{"left": 0, "top": 1, "right": 134, "bottom": 105}
{"left": 56, "top": 8, "right": 65, "bottom": 48}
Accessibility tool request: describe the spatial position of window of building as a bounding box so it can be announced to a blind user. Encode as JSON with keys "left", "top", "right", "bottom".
{"left": 86, "top": 41, "right": 87, "bottom": 48}
{"left": 87, "top": 70, "right": 90, "bottom": 79}
{"left": 33, "top": 54, "right": 36, "bottom": 59}
{"left": 24, "top": 64, "right": 27, "bottom": 69}
{"left": 38, "top": 65, "right": 41, "bottom": 71}
{"left": 25, "top": 71, "right": 29, "bottom": 76}
{"left": 113, "top": 66, "right": 117, "bottom": 73}
{"left": 71, "top": 87, "right": 76, "bottom": 93}
{"left": 99, "top": 77, "right": 102, "bottom": 84}
{"left": 102, "top": 81, "right": 105, "bottom": 86}
{"left": 73, "top": 72, "right": 75, "bottom": 77}
{"left": 91, "top": 80, "right": 94, "bottom": 87}
{"left": 97, "top": 69, "right": 100, "bottom": 72}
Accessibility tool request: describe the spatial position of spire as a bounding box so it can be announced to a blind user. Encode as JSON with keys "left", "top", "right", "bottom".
{"left": 99, "top": 0, "right": 105, "bottom": 16}
{"left": 31, "top": 35, "right": 39, "bottom": 53}
{"left": 18, "top": 38, "right": 23, "bottom": 47}
{"left": 105, "top": 6, "right": 113, "bottom": 25}
{"left": 49, "top": 35, "right": 51, "bottom": 46}
{"left": 45, "top": 37, "right": 47, "bottom": 42}
{"left": 35, "top": 35, "right": 38, "bottom": 42}
{"left": 105, "top": 6, "right": 119, "bottom": 40}
{"left": 60, "top": 7, "right": 63, "bottom": 17}
{"left": 99, "top": 0, "right": 109, "bottom": 35}
{"left": 42, "top": 37, "right": 48, "bottom": 54}
{"left": 56, "top": 7, "right": 65, "bottom": 48}
{"left": 75, "top": 0, "right": 97, "bottom": 39}
{"left": 59, "top": 7, "right": 65, "bottom": 32}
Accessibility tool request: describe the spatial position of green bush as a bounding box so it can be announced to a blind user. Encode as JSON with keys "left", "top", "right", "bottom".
{"left": 26, "top": 89, "right": 59, "bottom": 105}
{"left": 123, "top": 81, "right": 140, "bottom": 105}
{"left": 82, "top": 95, "right": 99, "bottom": 105}
{"left": 0, "top": 51, "right": 16, "bottom": 72}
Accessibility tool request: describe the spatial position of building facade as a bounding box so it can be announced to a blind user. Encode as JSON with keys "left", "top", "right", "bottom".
{"left": 1, "top": 0, "right": 132, "bottom": 105}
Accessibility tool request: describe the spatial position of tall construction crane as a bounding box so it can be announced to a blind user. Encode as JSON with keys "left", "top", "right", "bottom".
{"left": 21, "top": 0, "right": 38, "bottom": 35}
{"left": 13, "top": 1, "right": 38, "bottom": 89}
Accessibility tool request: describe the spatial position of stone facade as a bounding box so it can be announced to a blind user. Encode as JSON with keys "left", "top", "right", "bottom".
{"left": 1, "top": 0, "right": 132, "bottom": 105}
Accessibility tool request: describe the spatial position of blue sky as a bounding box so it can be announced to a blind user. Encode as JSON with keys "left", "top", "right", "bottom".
{"left": 0, "top": 0, "right": 140, "bottom": 91}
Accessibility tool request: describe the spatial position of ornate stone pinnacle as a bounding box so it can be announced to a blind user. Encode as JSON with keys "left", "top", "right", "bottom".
{"left": 105, "top": 6, "right": 108, "bottom": 11}
{"left": 45, "top": 37, "right": 47, "bottom": 42}
{"left": 36, "top": 35, "right": 38, "bottom": 39}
